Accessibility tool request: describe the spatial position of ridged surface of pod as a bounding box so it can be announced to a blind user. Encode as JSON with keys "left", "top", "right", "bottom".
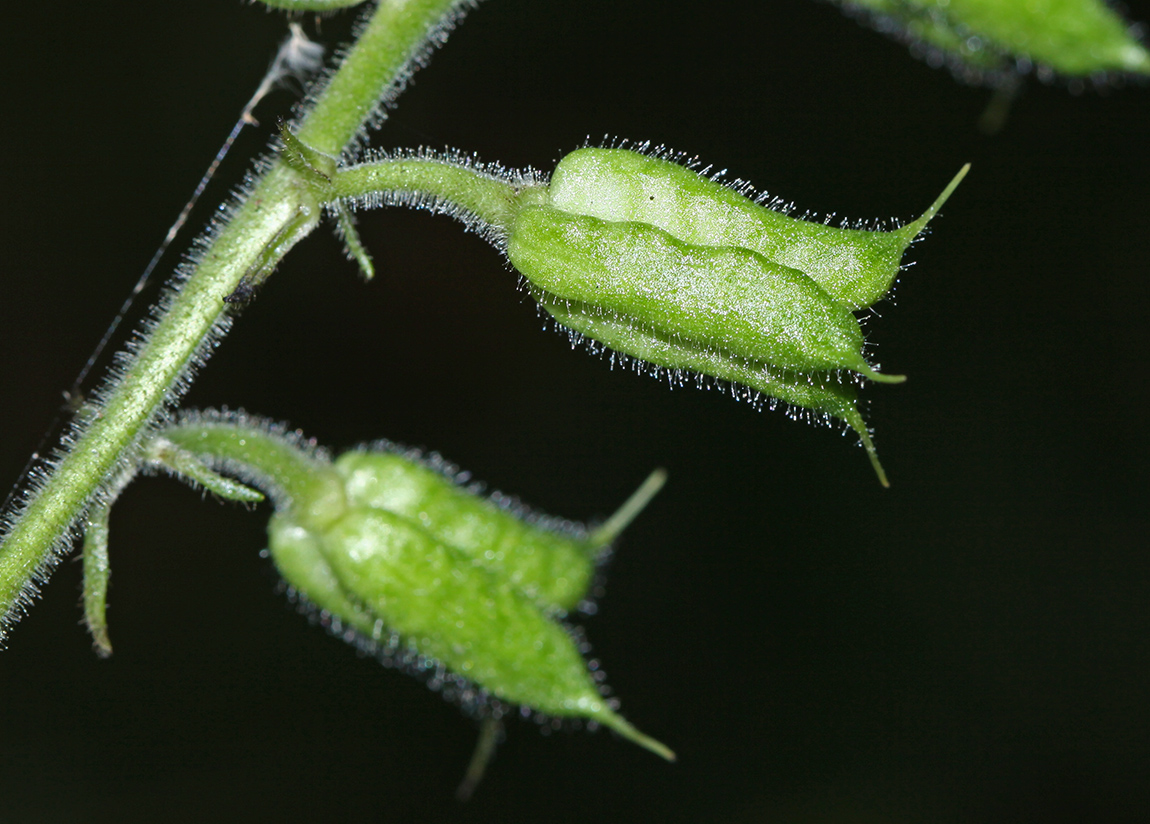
{"left": 267, "top": 511, "right": 382, "bottom": 639}
{"left": 547, "top": 148, "right": 963, "bottom": 310}
{"left": 508, "top": 206, "right": 894, "bottom": 382}
{"left": 334, "top": 449, "right": 600, "bottom": 613}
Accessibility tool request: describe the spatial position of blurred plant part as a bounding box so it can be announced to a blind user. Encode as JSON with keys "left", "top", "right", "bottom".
{"left": 834, "top": 0, "right": 1150, "bottom": 84}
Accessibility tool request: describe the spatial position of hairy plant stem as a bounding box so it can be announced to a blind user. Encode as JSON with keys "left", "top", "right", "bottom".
{"left": 158, "top": 415, "right": 335, "bottom": 519}
{"left": 332, "top": 158, "right": 542, "bottom": 232}
{"left": 0, "top": 0, "right": 470, "bottom": 638}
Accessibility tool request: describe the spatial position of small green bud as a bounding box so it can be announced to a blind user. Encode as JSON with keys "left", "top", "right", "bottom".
{"left": 546, "top": 148, "right": 967, "bottom": 310}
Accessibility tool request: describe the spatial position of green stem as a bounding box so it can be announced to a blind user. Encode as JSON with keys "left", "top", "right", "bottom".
{"left": 332, "top": 156, "right": 543, "bottom": 234}
{"left": 159, "top": 413, "right": 338, "bottom": 523}
{"left": 0, "top": 0, "right": 470, "bottom": 639}
{"left": 296, "top": 0, "right": 477, "bottom": 156}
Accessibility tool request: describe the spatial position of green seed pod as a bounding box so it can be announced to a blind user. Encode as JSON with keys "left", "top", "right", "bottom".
{"left": 156, "top": 412, "right": 671, "bottom": 758}
{"left": 266, "top": 496, "right": 673, "bottom": 761}
{"left": 271, "top": 505, "right": 672, "bottom": 759}
{"left": 303, "top": 143, "right": 965, "bottom": 483}
{"left": 509, "top": 206, "right": 901, "bottom": 384}
{"left": 301, "top": 142, "right": 956, "bottom": 484}
{"left": 546, "top": 148, "right": 967, "bottom": 310}
{"left": 334, "top": 448, "right": 601, "bottom": 614}
{"left": 837, "top": 0, "right": 1150, "bottom": 81}
{"left": 497, "top": 149, "right": 970, "bottom": 484}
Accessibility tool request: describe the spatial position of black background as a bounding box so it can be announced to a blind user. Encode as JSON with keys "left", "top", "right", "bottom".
{"left": 2, "top": 1, "right": 1148, "bottom": 821}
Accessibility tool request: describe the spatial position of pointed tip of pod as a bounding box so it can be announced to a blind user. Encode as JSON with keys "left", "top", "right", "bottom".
{"left": 900, "top": 163, "right": 972, "bottom": 242}
{"left": 837, "top": 402, "right": 890, "bottom": 488}
{"left": 853, "top": 359, "right": 907, "bottom": 386}
{"left": 868, "top": 447, "right": 891, "bottom": 489}
{"left": 863, "top": 369, "right": 908, "bottom": 386}
{"left": 598, "top": 710, "right": 676, "bottom": 762}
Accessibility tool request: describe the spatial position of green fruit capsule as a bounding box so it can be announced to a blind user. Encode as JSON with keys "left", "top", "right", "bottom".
{"left": 334, "top": 448, "right": 601, "bottom": 614}
{"left": 158, "top": 413, "right": 671, "bottom": 758}
{"left": 546, "top": 148, "right": 968, "bottom": 310}
{"left": 310, "top": 146, "right": 965, "bottom": 483}
{"left": 267, "top": 505, "right": 673, "bottom": 761}
{"left": 509, "top": 205, "right": 902, "bottom": 384}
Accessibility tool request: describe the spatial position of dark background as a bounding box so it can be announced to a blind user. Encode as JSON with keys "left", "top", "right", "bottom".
{"left": 2, "top": 1, "right": 1148, "bottom": 821}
